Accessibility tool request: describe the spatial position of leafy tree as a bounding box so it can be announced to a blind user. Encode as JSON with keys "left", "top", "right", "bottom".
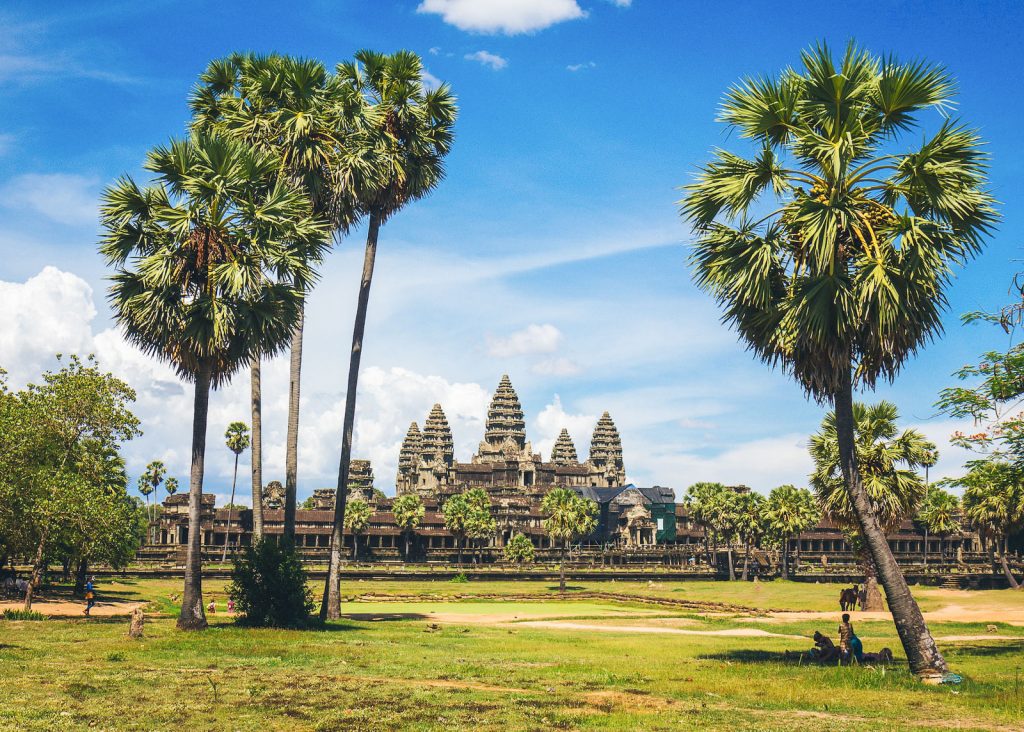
{"left": 956, "top": 461, "right": 1023, "bottom": 588}
{"left": 541, "top": 488, "right": 597, "bottom": 592}
{"left": 504, "top": 532, "right": 536, "bottom": 564}
{"left": 917, "top": 486, "right": 960, "bottom": 566}
{"left": 222, "top": 421, "right": 251, "bottom": 562}
{"left": 0, "top": 356, "right": 141, "bottom": 610}
{"left": 322, "top": 50, "right": 457, "bottom": 620}
{"left": 229, "top": 537, "right": 314, "bottom": 628}
{"left": 192, "top": 54, "right": 348, "bottom": 542}
{"left": 679, "top": 41, "right": 996, "bottom": 678}
{"left": 343, "top": 499, "right": 372, "bottom": 561}
{"left": 300, "top": 496, "right": 317, "bottom": 510}
{"left": 764, "top": 484, "right": 819, "bottom": 578}
{"left": 392, "top": 493, "right": 425, "bottom": 559}
{"left": 100, "top": 133, "right": 326, "bottom": 630}
{"left": 810, "top": 401, "right": 934, "bottom": 609}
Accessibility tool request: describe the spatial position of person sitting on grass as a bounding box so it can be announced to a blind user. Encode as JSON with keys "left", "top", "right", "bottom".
{"left": 838, "top": 613, "right": 863, "bottom": 664}
{"left": 809, "top": 631, "right": 840, "bottom": 663}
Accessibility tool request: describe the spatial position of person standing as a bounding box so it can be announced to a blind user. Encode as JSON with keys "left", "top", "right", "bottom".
{"left": 838, "top": 613, "right": 863, "bottom": 664}
{"left": 84, "top": 577, "right": 96, "bottom": 617}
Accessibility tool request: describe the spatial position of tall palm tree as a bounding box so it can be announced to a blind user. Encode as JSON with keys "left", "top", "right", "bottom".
{"left": 100, "top": 133, "right": 326, "bottom": 630}
{"left": 442, "top": 492, "right": 471, "bottom": 565}
{"left": 810, "top": 401, "right": 934, "bottom": 608}
{"left": 959, "top": 460, "right": 1024, "bottom": 589}
{"left": 764, "top": 484, "right": 819, "bottom": 579}
{"left": 735, "top": 491, "right": 766, "bottom": 581}
{"left": 191, "top": 54, "right": 352, "bottom": 541}
{"left": 343, "top": 498, "right": 372, "bottom": 561}
{"left": 164, "top": 476, "right": 179, "bottom": 497}
{"left": 541, "top": 488, "right": 597, "bottom": 593}
{"left": 683, "top": 482, "right": 727, "bottom": 567}
{"left": 321, "top": 50, "right": 457, "bottom": 620}
{"left": 139, "top": 460, "right": 166, "bottom": 523}
{"left": 222, "top": 421, "right": 250, "bottom": 562}
{"left": 392, "top": 493, "right": 425, "bottom": 559}
{"left": 680, "top": 42, "right": 996, "bottom": 678}
{"left": 920, "top": 447, "right": 939, "bottom": 567}
{"left": 918, "top": 486, "right": 959, "bottom": 567}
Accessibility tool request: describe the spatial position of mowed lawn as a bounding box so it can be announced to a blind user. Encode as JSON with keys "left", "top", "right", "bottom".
{"left": 1, "top": 578, "right": 1022, "bottom": 731}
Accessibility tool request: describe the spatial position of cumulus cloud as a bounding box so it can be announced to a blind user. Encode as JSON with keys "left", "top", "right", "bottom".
{"left": 487, "top": 323, "right": 563, "bottom": 357}
{"left": 0, "top": 173, "right": 99, "bottom": 226}
{"left": 464, "top": 50, "right": 508, "bottom": 70}
{"left": 421, "top": 68, "right": 443, "bottom": 90}
{"left": 533, "top": 394, "right": 597, "bottom": 460}
{"left": 418, "top": 0, "right": 585, "bottom": 34}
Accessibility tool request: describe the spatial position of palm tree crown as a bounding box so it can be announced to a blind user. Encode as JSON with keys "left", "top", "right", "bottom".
{"left": 681, "top": 42, "right": 997, "bottom": 400}
{"left": 225, "top": 422, "right": 251, "bottom": 455}
{"left": 810, "top": 401, "right": 933, "bottom": 532}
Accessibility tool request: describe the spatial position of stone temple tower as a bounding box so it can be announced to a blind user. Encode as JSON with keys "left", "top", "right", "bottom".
{"left": 587, "top": 412, "right": 625, "bottom": 487}
{"left": 396, "top": 422, "right": 422, "bottom": 495}
{"left": 410, "top": 404, "right": 454, "bottom": 496}
{"left": 474, "top": 374, "right": 535, "bottom": 463}
{"left": 550, "top": 428, "right": 579, "bottom": 465}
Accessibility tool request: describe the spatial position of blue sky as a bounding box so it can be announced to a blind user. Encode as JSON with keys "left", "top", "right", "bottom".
{"left": 1, "top": 0, "right": 1022, "bottom": 505}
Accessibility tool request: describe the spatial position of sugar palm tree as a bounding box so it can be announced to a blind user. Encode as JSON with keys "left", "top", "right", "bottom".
{"left": 541, "top": 488, "right": 597, "bottom": 593}
{"left": 810, "top": 401, "right": 934, "bottom": 609}
{"left": 343, "top": 498, "right": 372, "bottom": 561}
{"left": 958, "top": 460, "right": 1024, "bottom": 589}
{"left": 917, "top": 486, "right": 959, "bottom": 567}
{"left": 392, "top": 492, "right": 425, "bottom": 559}
{"left": 100, "top": 133, "right": 326, "bottom": 630}
{"left": 735, "top": 491, "right": 766, "bottom": 581}
{"left": 680, "top": 42, "right": 996, "bottom": 678}
{"left": 191, "top": 54, "right": 352, "bottom": 541}
{"left": 683, "top": 482, "right": 727, "bottom": 566}
{"left": 322, "top": 50, "right": 457, "bottom": 620}
{"left": 919, "top": 447, "right": 939, "bottom": 567}
{"left": 764, "top": 484, "right": 818, "bottom": 578}
{"left": 164, "top": 476, "right": 179, "bottom": 497}
{"left": 139, "top": 460, "right": 166, "bottom": 522}
{"left": 442, "top": 492, "right": 471, "bottom": 565}
{"left": 222, "top": 421, "right": 250, "bottom": 562}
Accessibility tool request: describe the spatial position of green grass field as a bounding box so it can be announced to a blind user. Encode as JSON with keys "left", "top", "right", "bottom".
{"left": 1, "top": 578, "right": 1022, "bottom": 730}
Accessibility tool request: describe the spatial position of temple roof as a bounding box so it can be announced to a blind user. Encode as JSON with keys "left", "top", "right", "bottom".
{"left": 398, "top": 422, "right": 422, "bottom": 474}
{"left": 550, "top": 428, "right": 579, "bottom": 465}
{"left": 588, "top": 411, "right": 624, "bottom": 470}
{"left": 483, "top": 374, "right": 526, "bottom": 449}
{"left": 421, "top": 403, "right": 454, "bottom": 466}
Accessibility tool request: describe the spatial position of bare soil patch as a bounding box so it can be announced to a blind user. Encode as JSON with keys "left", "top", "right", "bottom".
{"left": 0, "top": 600, "right": 143, "bottom": 618}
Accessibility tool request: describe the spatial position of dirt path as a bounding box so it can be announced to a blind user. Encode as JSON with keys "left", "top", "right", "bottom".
{"left": 513, "top": 620, "right": 804, "bottom": 638}
{"left": 758, "top": 607, "right": 1024, "bottom": 626}
{"left": 0, "top": 600, "right": 143, "bottom": 618}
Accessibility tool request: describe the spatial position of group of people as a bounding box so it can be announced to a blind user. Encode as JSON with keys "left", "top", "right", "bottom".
{"left": 808, "top": 614, "right": 893, "bottom": 665}
{"left": 839, "top": 584, "right": 866, "bottom": 612}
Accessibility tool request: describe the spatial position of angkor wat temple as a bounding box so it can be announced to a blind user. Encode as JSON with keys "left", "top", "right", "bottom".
{"left": 141, "top": 375, "right": 1002, "bottom": 580}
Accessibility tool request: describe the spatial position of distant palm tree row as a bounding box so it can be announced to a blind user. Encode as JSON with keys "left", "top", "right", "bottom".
{"left": 100, "top": 50, "right": 456, "bottom": 630}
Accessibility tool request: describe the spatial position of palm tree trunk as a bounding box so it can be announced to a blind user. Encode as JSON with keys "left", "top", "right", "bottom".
{"left": 178, "top": 363, "right": 212, "bottom": 631}
{"left": 782, "top": 538, "right": 790, "bottom": 580}
{"left": 923, "top": 527, "right": 928, "bottom": 570}
{"left": 859, "top": 550, "right": 884, "bottom": 611}
{"left": 250, "top": 357, "right": 264, "bottom": 539}
{"left": 222, "top": 453, "right": 239, "bottom": 563}
{"left": 560, "top": 541, "right": 566, "bottom": 592}
{"left": 283, "top": 303, "right": 304, "bottom": 542}
{"left": 321, "top": 213, "right": 381, "bottom": 621}
{"left": 727, "top": 546, "right": 735, "bottom": 581}
{"left": 741, "top": 537, "right": 750, "bottom": 582}
{"left": 834, "top": 368, "right": 947, "bottom": 678}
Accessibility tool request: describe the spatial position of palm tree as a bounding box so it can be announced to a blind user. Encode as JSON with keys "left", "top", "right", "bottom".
{"left": 735, "top": 491, "right": 766, "bottom": 581}
{"left": 959, "top": 460, "right": 1024, "bottom": 589}
{"left": 100, "top": 133, "right": 326, "bottom": 630}
{"left": 683, "top": 482, "right": 727, "bottom": 567}
{"left": 442, "top": 493, "right": 471, "bottom": 565}
{"left": 392, "top": 493, "right": 425, "bottom": 559}
{"left": 541, "top": 488, "right": 597, "bottom": 593}
{"left": 918, "top": 486, "right": 959, "bottom": 568}
{"left": 680, "top": 42, "right": 996, "bottom": 678}
{"left": 920, "top": 447, "right": 939, "bottom": 567}
{"left": 222, "top": 421, "right": 250, "bottom": 562}
{"left": 464, "top": 488, "right": 497, "bottom": 564}
{"left": 810, "top": 401, "right": 934, "bottom": 609}
{"left": 164, "top": 476, "right": 179, "bottom": 498}
{"left": 321, "top": 50, "right": 457, "bottom": 620}
{"left": 344, "top": 498, "right": 372, "bottom": 561}
{"left": 764, "top": 484, "right": 818, "bottom": 579}
{"left": 139, "top": 460, "right": 166, "bottom": 522}
{"left": 191, "top": 54, "right": 351, "bottom": 541}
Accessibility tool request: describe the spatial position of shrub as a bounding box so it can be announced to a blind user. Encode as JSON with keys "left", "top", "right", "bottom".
{"left": 2, "top": 609, "right": 45, "bottom": 621}
{"left": 503, "top": 532, "right": 536, "bottom": 564}
{"left": 450, "top": 572, "right": 468, "bottom": 583}
{"left": 228, "top": 538, "right": 314, "bottom": 628}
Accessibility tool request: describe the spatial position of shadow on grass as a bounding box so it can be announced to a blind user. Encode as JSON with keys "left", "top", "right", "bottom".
{"left": 545, "top": 586, "right": 587, "bottom": 593}
{"left": 946, "top": 643, "right": 1024, "bottom": 658}
{"left": 340, "top": 612, "right": 431, "bottom": 622}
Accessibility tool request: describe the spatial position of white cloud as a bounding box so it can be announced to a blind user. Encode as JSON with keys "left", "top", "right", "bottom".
{"left": 534, "top": 394, "right": 596, "bottom": 460}
{"left": 422, "top": 68, "right": 443, "bottom": 90}
{"left": 0, "top": 53, "right": 141, "bottom": 86}
{"left": 464, "top": 50, "right": 508, "bottom": 70}
{"left": 487, "top": 323, "right": 562, "bottom": 357}
{"left": 606, "top": 0, "right": 631, "bottom": 6}
{"left": 567, "top": 61, "right": 596, "bottom": 72}
{"left": 418, "top": 0, "right": 585, "bottom": 34}
{"left": 532, "top": 356, "right": 581, "bottom": 376}
{"left": 0, "top": 173, "right": 99, "bottom": 226}
{"left": 428, "top": 46, "right": 441, "bottom": 56}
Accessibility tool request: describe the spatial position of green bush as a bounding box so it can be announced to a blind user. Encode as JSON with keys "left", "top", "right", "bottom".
{"left": 228, "top": 538, "right": 314, "bottom": 628}
{"left": 503, "top": 532, "right": 536, "bottom": 564}
{"left": 2, "top": 609, "right": 45, "bottom": 621}
{"left": 450, "top": 572, "right": 468, "bottom": 583}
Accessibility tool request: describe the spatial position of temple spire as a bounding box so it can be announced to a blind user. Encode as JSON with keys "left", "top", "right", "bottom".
{"left": 421, "top": 404, "right": 454, "bottom": 467}
{"left": 587, "top": 411, "right": 625, "bottom": 486}
{"left": 550, "top": 428, "right": 578, "bottom": 465}
{"left": 483, "top": 374, "right": 526, "bottom": 449}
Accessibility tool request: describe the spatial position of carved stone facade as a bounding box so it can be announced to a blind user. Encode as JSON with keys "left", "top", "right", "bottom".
{"left": 395, "top": 375, "right": 627, "bottom": 501}
{"left": 303, "top": 459, "right": 377, "bottom": 511}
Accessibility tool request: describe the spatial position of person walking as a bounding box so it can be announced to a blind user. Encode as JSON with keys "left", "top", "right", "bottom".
{"left": 84, "top": 577, "right": 96, "bottom": 617}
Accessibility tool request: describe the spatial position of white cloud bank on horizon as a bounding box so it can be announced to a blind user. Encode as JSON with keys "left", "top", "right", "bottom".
{"left": 418, "top": 0, "right": 586, "bottom": 34}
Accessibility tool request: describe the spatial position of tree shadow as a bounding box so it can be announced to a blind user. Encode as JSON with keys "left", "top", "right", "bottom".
{"left": 545, "top": 586, "right": 587, "bottom": 593}
{"left": 342, "top": 612, "right": 431, "bottom": 622}
{"left": 946, "top": 643, "right": 1024, "bottom": 658}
